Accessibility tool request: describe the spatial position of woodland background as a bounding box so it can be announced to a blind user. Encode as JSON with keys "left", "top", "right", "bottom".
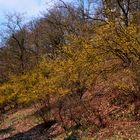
{"left": 1, "top": 0, "right": 140, "bottom": 139}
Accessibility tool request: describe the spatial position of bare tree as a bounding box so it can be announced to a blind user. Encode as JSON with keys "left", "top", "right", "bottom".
{"left": 1, "top": 13, "right": 34, "bottom": 74}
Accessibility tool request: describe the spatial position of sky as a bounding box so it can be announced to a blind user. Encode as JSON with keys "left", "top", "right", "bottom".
{"left": 0, "top": 0, "right": 98, "bottom": 24}
{"left": 0, "top": 0, "right": 57, "bottom": 23}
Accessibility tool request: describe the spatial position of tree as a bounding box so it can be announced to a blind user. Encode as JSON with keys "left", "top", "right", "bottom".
{"left": 101, "top": 0, "right": 140, "bottom": 26}
{"left": 0, "top": 13, "right": 39, "bottom": 75}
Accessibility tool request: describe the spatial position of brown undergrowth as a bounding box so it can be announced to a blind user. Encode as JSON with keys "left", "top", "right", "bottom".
{"left": 1, "top": 67, "right": 140, "bottom": 140}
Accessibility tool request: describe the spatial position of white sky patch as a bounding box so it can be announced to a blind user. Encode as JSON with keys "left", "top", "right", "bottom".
{"left": 0, "top": 0, "right": 56, "bottom": 23}
{"left": 0, "top": 0, "right": 74, "bottom": 25}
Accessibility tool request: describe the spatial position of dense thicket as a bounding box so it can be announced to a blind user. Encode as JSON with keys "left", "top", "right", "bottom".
{"left": 1, "top": 0, "right": 140, "bottom": 129}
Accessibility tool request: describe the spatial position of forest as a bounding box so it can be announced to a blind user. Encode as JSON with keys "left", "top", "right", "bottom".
{"left": 1, "top": 0, "right": 140, "bottom": 139}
